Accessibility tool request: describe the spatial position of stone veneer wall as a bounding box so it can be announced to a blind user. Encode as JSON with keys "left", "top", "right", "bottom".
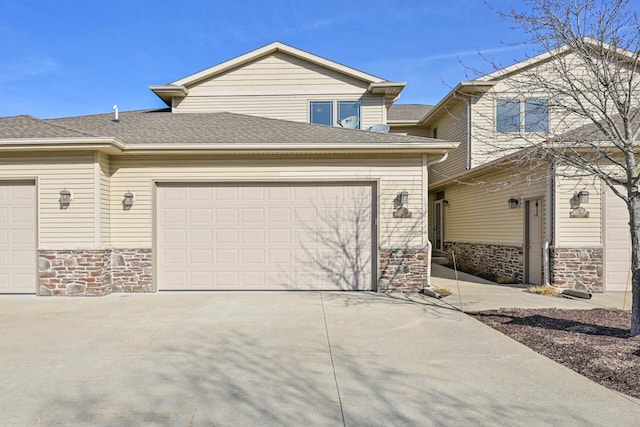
{"left": 550, "top": 247, "right": 603, "bottom": 292}
{"left": 443, "top": 241, "right": 524, "bottom": 283}
{"left": 38, "top": 250, "right": 109, "bottom": 296}
{"left": 38, "top": 249, "right": 152, "bottom": 296}
{"left": 110, "top": 249, "right": 153, "bottom": 293}
{"left": 378, "top": 248, "right": 429, "bottom": 292}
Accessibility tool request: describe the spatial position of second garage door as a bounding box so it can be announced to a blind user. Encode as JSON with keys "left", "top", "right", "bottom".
{"left": 605, "top": 186, "right": 631, "bottom": 292}
{"left": 157, "top": 183, "right": 375, "bottom": 291}
{"left": 0, "top": 182, "right": 37, "bottom": 294}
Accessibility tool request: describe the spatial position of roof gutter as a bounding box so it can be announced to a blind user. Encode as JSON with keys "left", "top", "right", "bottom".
{"left": 0, "top": 137, "right": 126, "bottom": 154}
{"left": 121, "top": 141, "right": 459, "bottom": 155}
{"left": 419, "top": 81, "right": 495, "bottom": 125}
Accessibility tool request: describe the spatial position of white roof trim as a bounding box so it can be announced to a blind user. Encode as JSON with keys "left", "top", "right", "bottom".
{"left": 170, "top": 42, "right": 389, "bottom": 87}
{"left": 122, "top": 141, "right": 459, "bottom": 154}
{"left": 477, "top": 37, "right": 638, "bottom": 81}
{"left": 0, "top": 137, "right": 126, "bottom": 154}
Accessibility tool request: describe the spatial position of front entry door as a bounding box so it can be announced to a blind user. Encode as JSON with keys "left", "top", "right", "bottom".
{"left": 434, "top": 200, "right": 445, "bottom": 252}
{"left": 526, "top": 198, "right": 543, "bottom": 284}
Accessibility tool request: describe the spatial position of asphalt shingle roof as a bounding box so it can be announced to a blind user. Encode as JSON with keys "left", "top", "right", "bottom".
{"left": 0, "top": 115, "right": 94, "bottom": 139}
{"left": 41, "top": 109, "right": 443, "bottom": 145}
{"left": 553, "top": 116, "right": 638, "bottom": 143}
{"left": 387, "top": 104, "right": 433, "bottom": 122}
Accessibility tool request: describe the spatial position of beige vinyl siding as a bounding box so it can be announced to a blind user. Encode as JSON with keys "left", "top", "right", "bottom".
{"left": 470, "top": 53, "right": 610, "bottom": 168}
{"left": 174, "top": 93, "right": 384, "bottom": 129}
{"left": 186, "top": 53, "right": 370, "bottom": 95}
{"left": 428, "top": 102, "right": 468, "bottom": 184}
{"left": 109, "top": 156, "right": 425, "bottom": 249}
{"left": 441, "top": 169, "right": 546, "bottom": 244}
{"left": 554, "top": 173, "right": 602, "bottom": 247}
{"left": 173, "top": 52, "right": 385, "bottom": 128}
{"left": 389, "top": 125, "right": 431, "bottom": 137}
{"left": 0, "top": 152, "right": 96, "bottom": 248}
{"left": 99, "top": 153, "right": 110, "bottom": 246}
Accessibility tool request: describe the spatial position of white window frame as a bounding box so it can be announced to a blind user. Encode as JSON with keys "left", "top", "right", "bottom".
{"left": 496, "top": 98, "right": 549, "bottom": 133}
{"left": 309, "top": 99, "right": 361, "bottom": 128}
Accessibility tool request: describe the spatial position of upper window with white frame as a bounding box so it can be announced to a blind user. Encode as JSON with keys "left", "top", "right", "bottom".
{"left": 310, "top": 100, "right": 361, "bottom": 128}
{"left": 496, "top": 98, "right": 548, "bottom": 133}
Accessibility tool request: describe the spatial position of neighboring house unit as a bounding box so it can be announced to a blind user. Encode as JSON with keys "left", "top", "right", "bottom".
{"left": 390, "top": 42, "right": 636, "bottom": 293}
{"left": 0, "top": 42, "right": 456, "bottom": 296}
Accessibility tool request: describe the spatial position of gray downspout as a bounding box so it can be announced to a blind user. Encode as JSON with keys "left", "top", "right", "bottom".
{"left": 544, "top": 162, "right": 555, "bottom": 286}
{"left": 466, "top": 97, "right": 472, "bottom": 170}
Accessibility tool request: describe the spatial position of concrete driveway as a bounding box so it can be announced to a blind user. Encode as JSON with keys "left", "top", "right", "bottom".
{"left": 1, "top": 290, "right": 639, "bottom": 426}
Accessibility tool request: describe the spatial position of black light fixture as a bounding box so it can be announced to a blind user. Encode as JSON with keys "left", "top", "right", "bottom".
{"left": 59, "top": 189, "right": 71, "bottom": 208}
{"left": 576, "top": 190, "right": 590, "bottom": 204}
{"left": 123, "top": 191, "right": 134, "bottom": 207}
{"left": 399, "top": 191, "right": 409, "bottom": 206}
{"left": 508, "top": 197, "right": 520, "bottom": 209}
{"left": 442, "top": 199, "right": 449, "bottom": 207}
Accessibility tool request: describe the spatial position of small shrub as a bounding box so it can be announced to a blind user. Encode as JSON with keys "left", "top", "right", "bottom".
{"left": 496, "top": 276, "right": 515, "bottom": 284}
{"left": 432, "top": 287, "right": 452, "bottom": 297}
{"left": 527, "top": 285, "right": 560, "bottom": 297}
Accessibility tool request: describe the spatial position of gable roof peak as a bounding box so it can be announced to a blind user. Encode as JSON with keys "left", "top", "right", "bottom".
{"left": 150, "top": 41, "right": 405, "bottom": 106}
{"left": 171, "top": 41, "right": 388, "bottom": 87}
{"left": 475, "top": 37, "right": 636, "bottom": 82}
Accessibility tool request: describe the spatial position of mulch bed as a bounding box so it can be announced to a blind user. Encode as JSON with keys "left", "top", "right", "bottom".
{"left": 469, "top": 308, "right": 640, "bottom": 399}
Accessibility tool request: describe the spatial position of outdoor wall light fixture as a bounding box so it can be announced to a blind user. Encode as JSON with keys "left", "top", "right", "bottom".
{"left": 59, "top": 189, "right": 72, "bottom": 209}
{"left": 576, "top": 190, "right": 590, "bottom": 204}
{"left": 393, "top": 191, "right": 412, "bottom": 218}
{"left": 123, "top": 191, "right": 134, "bottom": 207}
{"left": 399, "top": 191, "right": 409, "bottom": 206}
{"left": 508, "top": 197, "right": 520, "bottom": 209}
{"left": 442, "top": 199, "right": 449, "bottom": 207}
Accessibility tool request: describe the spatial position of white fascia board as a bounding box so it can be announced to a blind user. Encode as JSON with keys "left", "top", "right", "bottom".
{"left": 476, "top": 38, "right": 638, "bottom": 81}
{"left": 121, "top": 141, "right": 459, "bottom": 155}
{"left": 0, "top": 137, "right": 126, "bottom": 154}
{"left": 148, "top": 85, "right": 189, "bottom": 106}
{"left": 419, "top": 81, "right": 495, "bottom": 124}
{"left": 171, "top": 41, "right": 387, "bottom": 87}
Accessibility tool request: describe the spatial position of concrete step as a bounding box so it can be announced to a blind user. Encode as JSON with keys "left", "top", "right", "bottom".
{"left": 431, "top": 256, "right": 449, "bottom": 265}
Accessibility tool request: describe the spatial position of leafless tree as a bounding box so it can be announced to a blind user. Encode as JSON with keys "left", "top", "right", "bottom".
{"left": 477, "top": 0, "right": 640, "bottom": 334}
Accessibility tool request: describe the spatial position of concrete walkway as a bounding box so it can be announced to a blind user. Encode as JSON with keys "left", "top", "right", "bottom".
{"left": 1, "top": 290, "right": 638, "bottom": 426}
{"left": 430, "top": 263, "right": 633, "bottom": 312}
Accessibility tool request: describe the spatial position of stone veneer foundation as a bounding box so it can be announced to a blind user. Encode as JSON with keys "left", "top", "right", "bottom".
{"left": 443, "top": 241, "right": 524, "bottom": 283}
{"left": 38, "top": 247, "right": 430, "bottom": 295}
{"left": 38, "top": 249, "right": 152, "bottom": 296}
{"left": 550, "top": 247, "right": 603, "bottom": 292}
{"left": 378, "top": 248, "right": 430, "bottom": 292}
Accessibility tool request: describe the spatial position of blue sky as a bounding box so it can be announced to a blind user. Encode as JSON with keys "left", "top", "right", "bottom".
{"left": 1, "top": 0, "right": 541, "bottom": 118}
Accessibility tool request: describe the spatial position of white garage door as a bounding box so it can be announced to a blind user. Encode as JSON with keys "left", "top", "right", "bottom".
{"left": 0, "top": 182, "right": 37, "bottom": 294}
{"left": 605, "top": 186, "right": 631, "bottom": 292}
{"left": 157, "top": 183, "right": 374, "bottom": 291}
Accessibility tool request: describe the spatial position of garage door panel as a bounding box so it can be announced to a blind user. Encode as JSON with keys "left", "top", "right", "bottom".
{"left": 0, "top": 183, "right": 36, "bottom": 294}
{"left": 241, "top": 249, "right": 265, "bottom": 264}
{"left": 189, "top": 249, "right": 213, "bottom": 264}
{"left": 158, "top": 183, "right": 374, "bottom": 290}
{"left": 215, "top": 187, "right": 238, "bottom": 200}
{"left": 605, "top": 187, "right": 632, "bottom": 291}
{"left": 216, "top": 229, "right": 238, "bottom": 243}
{"left": 241, "top": 187, "right": 264, "bottom": 200}
{"left": 216, "top": 208, "right": 238, "bottom": 223}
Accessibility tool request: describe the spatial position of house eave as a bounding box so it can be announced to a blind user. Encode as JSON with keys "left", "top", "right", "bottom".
{"left": 121, "top": 142, "right": 459, "bottom": 156}
{"left": 148, "top": 85, "right": 189, "bottom": 107}
{"left": 0, "top": 137, "right": 126, "bottom": 154}
{"left": 419, "top": 81, "right": 495, "bottom": 125}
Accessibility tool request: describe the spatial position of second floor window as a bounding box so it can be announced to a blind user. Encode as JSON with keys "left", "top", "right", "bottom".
{"left": 310, "top": 100, "right": 361, "bottom": 128}
{"left": 496, "top": 98, "right": 548, "bottom": 133}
